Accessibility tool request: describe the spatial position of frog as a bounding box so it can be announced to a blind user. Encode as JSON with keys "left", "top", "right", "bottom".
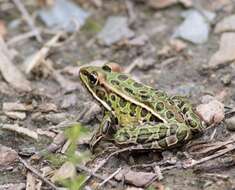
{"left": 79, "top": 63, "right": 206, "bottom": 152}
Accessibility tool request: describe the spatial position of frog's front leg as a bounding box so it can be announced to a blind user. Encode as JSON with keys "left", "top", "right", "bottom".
{"left": 114, "top": 123, "right": 192, "bottom": 150}
{"left": 90, "top": 111, "right": 115, "bottom": 151}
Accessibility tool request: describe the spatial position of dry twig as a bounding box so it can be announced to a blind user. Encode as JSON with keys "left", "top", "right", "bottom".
{"left": 12, "top": 0, "right": 42, "bottom": 42}
{"left": 76, "top": 164, "right": 117, "bottom": 187}
{"left": 98, "top": 167, "right": 122, "bottom": 187}
{"left": 18, "top": 157, "right": 58, "bottom": 190}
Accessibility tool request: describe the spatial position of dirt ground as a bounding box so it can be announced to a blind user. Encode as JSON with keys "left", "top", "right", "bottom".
{"left": 0, "top": 0, "right": 235, "bottom": 190}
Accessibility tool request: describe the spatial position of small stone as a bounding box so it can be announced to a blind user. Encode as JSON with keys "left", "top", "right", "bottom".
{"left": 4, "top": 111, "right": 26, "bottom": 120}
{"left": 196, "top": 100, "right": 225, "bottom": 125}
{"left": 61, "top": 94, "right": 77, "bottom": 109}
{"left": 169, "top": 39, "right": 187, "bottom": 52}
{"left": 38, "top": 0, "right": 90, "bottom": 32}
{"left": 208, "top": 32, "right": 235, "bottom": 68}
{"left": 45, "top": 113, "right": 71, "bottom": 124}
{"left": 173, "top": 9, "right": 215, "bottom": 44}
{"left": 115, "top": 169, "right": 157, "bottom": 187}
{"left": 215, "top": 14, "right": 235, "bottom": 33}
{"left": 51, "top": 161, "right": 76, "bottom": 183}
{"left": 97, "top": 16, "right": 135, "bottom": 45}
{"left": 226, "top": 116, "right": 235, "bottom": 131}
{"left": 0, "top": 145, "right": 18, "bottom": 167}
{"left": 221, "top": 74, "right": 232, "bottom": 85}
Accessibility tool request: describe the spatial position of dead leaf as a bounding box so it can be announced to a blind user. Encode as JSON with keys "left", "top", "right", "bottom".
{"left": 0, "top": 145, "right": 18, "bottom": 167}
{"left": 208, "top": 33, "right": 235, "bottom": 68}
{"left": 61, "top": 94, "right": 77, "bottom": 109}
{"left": 170, "top": 39, "right": 187, "bottom": 52}
{"left": 0, "top": 38, "right": 31, "bottom": 92}
{"left": 115, "top": 169, "right": 157, "bottom": 187}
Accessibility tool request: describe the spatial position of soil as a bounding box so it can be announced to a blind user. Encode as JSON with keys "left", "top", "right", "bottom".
{"left": 0, "top": 0, "right": 235, "bottom": 189}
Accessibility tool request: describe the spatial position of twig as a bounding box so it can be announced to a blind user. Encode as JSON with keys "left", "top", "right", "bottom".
{"left": 12, "top": 0, "right": 42, "bottom": 42}
{"left": 98, "top": 167, "right": 122, "bottom": 187}
{"left": 76, "top": 164, "right": 117, "bottom": 187}
{"left": 183, "top": 144, "right": 235, "bottom": 168}
{"left": 7, "top": 30, "right": 40, "bottom": 46}
{"left": 18, "top": 156, "right": 58, "bottom": 190}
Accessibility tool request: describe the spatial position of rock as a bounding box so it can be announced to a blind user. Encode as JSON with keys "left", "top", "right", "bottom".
{"left": 173, "top": 9, "right": 216, "bottom": 44}
{"left": 221, "top": 74, "right": 232, "bottom": 85}
{"left": 38, "top": 103, "right": 58, "bottom": 113}
{"left": 61, "top": 94, "right": 77, "bottom": 109}
{"left": 0, "top": 183, "right": 25, "bottom": 190}
{"left": 196, "top": 100, "right": 225, "bottom": 125}
{"left": 215, "top": 14, "right": 235, "bottom": 33}
{"left": 115, "top": 169, "right": 157, "bottom": 187}
{"left": 169, "top": 39, "right": 187, "bottom": 52}
{"left": 38, "top": 0, "right": 90, "bottom": 32}
{"left": 2, "top": 102, "right": 31, "bottom": 111}
{"left": 97, "top": 16, "right": 135, "bottom": 45}
{"left": 208, "top": 33, "right": 235, "bottom": 68}
{"left": 226, "top": 116, "right": 235, "bottom": 131}
{"left": 4, "top": 111, "right": 26, "bottom": 120}
{"left": 0, "top": 145, "right": 18, "bottom": 167}
{"left": 51, "top": 161, "right": 76, "bottom": 183}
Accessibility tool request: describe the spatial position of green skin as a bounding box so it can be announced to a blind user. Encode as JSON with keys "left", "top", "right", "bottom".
{"left": 79, "top": 64, "right": 206, "bottom": 151}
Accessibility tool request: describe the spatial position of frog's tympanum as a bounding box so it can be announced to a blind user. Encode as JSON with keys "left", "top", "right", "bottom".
{"left": 79, "top": 64, "right": 205, "bottom": 152}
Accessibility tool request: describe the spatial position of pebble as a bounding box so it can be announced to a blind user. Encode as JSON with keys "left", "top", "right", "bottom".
{"left": 226, "top": 116, "right": 235, "bottom": 131}
{"left": 97, "top": 16, "right": 135, "bottom": 45}
{"left": 221, "top": 74, "right": 232, "bottom": 85}
{"left": 173, "top": 9, "right": 216, "bottom": 44}
{"left": 208, "top": 32, "right": 235, "bottom": 68}
{"left": 215, "top": 14, "right": 235, "bottom": 33}
{"left": 38, "top": 0, "right": 90, "bottom": 32}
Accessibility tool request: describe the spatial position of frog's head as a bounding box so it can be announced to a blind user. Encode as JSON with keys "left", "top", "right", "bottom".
{"left": 79, "top": 64, "right": 115, "bottom": 111}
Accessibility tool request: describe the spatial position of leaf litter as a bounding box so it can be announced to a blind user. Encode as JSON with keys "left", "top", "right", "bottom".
{"left": 0, "top": 0, "right": 235, "bottom": 189}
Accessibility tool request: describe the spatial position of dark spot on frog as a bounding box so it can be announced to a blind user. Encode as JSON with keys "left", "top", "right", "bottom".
{"left": 124, "top": 87, "right": 134, "bottom": 94}
{"left": 102, "top": 65, "right": 112, "bottom": 72}
{"left": 155, "top": 102, "right": 164, "bottom": 111}
{"left": 141, "top": 95, "right": 150, "bottom": 100}
{"left": 119, "top": 98, "right": 127, "bottom": 107}
{"left": 166, "top": 110, "right": 174, "bottom": 119}
{"left": 130, "top": 103, "right": 137, "bottom": 112}
{"left": 96, "top": 89, "right": 105, "bottom": 99}
{"left": 133, "top": 82, "right": 143, "bottom": 88}
{"left": 139, "top": 90, "right": 147, "bottom": 94}
{"left": 118, "top": 74, "right": 128, "bottom": 81}
{"left": 111, "top": 80, "right": 120, "bottom": 85}
{"left": 141, "top": 108, "right": 148, "bottom": 117}
{"left": 111, "top": 94, "right": 116, "bottom": 101}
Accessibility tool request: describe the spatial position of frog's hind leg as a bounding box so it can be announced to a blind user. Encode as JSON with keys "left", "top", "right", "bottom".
{"left": 114, "top": 123, "right": 192, "bottom": 150}
{"left": 170, "top": 96, "right": 205, "bottom": 133}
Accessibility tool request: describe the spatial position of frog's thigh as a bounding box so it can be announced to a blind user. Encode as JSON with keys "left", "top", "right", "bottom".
{"left": 114, "top": 123, "right": 192, "bottom": 150}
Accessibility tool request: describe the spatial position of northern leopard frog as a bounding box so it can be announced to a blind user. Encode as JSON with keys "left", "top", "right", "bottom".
{"left": 79, "top": 64, "right": 205, "bottom": 151}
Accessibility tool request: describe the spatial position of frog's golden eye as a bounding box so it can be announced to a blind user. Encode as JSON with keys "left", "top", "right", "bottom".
{"left": 89, "top": 71, "right": 98, "bottom": 85}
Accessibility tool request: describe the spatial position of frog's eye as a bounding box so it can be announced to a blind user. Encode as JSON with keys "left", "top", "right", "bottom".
{"left": 102, "top": 64, "right": 112, "bottom": 72}
{"left": 89, "top": 71, "right": 98, "bottom": 85}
